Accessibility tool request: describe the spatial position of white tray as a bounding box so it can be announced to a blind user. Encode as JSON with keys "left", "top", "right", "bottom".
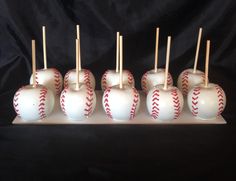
{"left": 12, "top": 91, "right": 226, "bottom": 125}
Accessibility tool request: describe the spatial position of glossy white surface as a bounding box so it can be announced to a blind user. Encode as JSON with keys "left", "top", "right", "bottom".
{"left": 13, "top": 90, "right": 226, "bottom": 124}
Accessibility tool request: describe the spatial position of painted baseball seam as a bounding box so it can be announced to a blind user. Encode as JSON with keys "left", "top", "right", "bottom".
{"left": 13, "top": 87, "right": 23, "bottom": 117}
{"left": 215, "top": 85, "right": 225, "bottom": 116}
{"left": 171, "top": 89, "right": 181, "bottom": 119}
{"left": 103, "top": 88, "right": 112, "bottom": 119}
{"left": 191, "top": 87, "right": 201, "bottom": 116}
{"left": 60, "top": 88, "right": 67, "bottom": 115}
{"left": 52, "top": 68, "right": 62, "bottom": 95}
{"left": 141, "top": 72, "right": 148, "bottom": 93}
{"left": 151, "top": 89, "right": 160, "bottom": 119}
{"left": 84, "top": 86, "right": 94, "bottom": 117}
{"left": 38, "top": 87, "right": 48, "bottom": 119}
{"left": 84, "top": 69, "right": 91, "bottom": 88}
{"left": 101, "top": 70, "right": 109, "bottom": 90}
{"left": 181, "top": 70, "right": 189, "bottom": 95}
{"left": 129, "top": 88, "right": 139, "bottom": 120}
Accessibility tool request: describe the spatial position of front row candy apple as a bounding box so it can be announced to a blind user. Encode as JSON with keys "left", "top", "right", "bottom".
{"left": 102, "top": 85, "right": 140, "bottom": 120}
{"left": 60, "top": 83, "right": 96, "bottom": 120}
{"left": 102, "top": 35, "right": 140, "bottom": 121}
{"left": 187, "top": 40, "right": 226, "bottom": 119}
{"left": 146, "top": 36, "right": 184, "bottom": 121}
{"left": 187, "top": 83, "right": 226, "bottom": 119}
{"left": 13, "top": 85, "right": 55, "bottom": 121}
{"left": 146, "top": 85, "right": 183, "bottom": 121}
{"left": 60, "top": 39, "right": 96, "bottom": 120}
{"left": 13, "top": 40, "right": 55, "bottom": 121}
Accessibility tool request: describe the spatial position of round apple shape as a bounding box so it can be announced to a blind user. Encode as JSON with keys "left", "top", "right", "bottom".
{"left": 101, "top": 69, "right": 134, "bottom": 90}
{"left": 141, "top": 68, "right": 173, "bottom": 93}
{"left": 102, "top": 84, "right": 140, "bottom": 120}
{"left": 30, "top": 68, "right": 63, "bottom": 95}
{"left": 64, "top": 68, "right": 95, "bottom": 89}
{"left": 146, "top": 85, "right": 184, "bottom": 120}
{"left": 13, "top": 85, "right": 55, "bottom": 121}
{"left": 187, "top": 83, "right": 226, "bottom": 119}
{"left": 60, "top": 83, "right": 96, "bottom": 120}
{"left": 177, "top": 68, "right": 205, "bottom": 96}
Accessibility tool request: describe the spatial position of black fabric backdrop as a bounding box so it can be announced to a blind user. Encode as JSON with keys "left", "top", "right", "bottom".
{"left": 0, "top": 0, "right": 236, "bottom": 180}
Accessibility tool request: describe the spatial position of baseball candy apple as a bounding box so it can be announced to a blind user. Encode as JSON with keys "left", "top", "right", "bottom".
{"left": 187, "top": 40, "right": 226, "bottom": 119}
{"left": 101, "top": 32, "right": 134, "bottom": 90}
{"left": 146, "top": 36, "right": 184, "bottom": 121}
{"left": 102, "top": 35, "right": 140, "bottom": 120}
{"left": 177, "top": 28, "right": 205, "bottom": 96}
{"left": 14, "top": 40, "right": 54, "bottom": 121}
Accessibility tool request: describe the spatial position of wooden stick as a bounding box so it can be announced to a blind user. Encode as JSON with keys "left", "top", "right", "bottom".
{"left": 32, "top": 40, "right": 36, "bottom": 88}
{"left": 76, "top": 25, "right": 80, "bottom": 39}
{"left": 119, "top": 36, "right": 123, "bottom": 89}
{"left": 116, "top": 32, "right": 120, "bottom": 73}
{"left": 76, "top": 39, "right": 80, "bottom": 90}
{"left": 76, "top": 25, "right": 82, "bottom": 71}
{"left": 154, "top": 27, "right": 159, "bottom": 73}
{"left": 42, "top": 26, "right": 47, "bottom": 69}
{"left": 204, "top": 40, "right": 210, "bottom": 88}
{"left": 193, "top": 27, "right": 202, "bottom": 73}
{"left": 164, "top": 36, "right": 171, "bottom": 90}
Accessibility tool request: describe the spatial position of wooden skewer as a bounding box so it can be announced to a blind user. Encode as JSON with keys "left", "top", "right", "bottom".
{"left": 76, "top": 25, "right": 82, "bottom": 71}
{"left": 32, "top": 40, "right": 36, "bottom": 88}
{"left": 154, "top": 27, "right": 159, "bottom": 73}
{"left": 193, "top": 27, "right": 203, "bottom": 73}
{"left": 42, "top": 26, "right": 47, "bottom": 69}
{"left": 164, "top": 36, "right": 171, "bottom": 90}
{"left": 116, "top": 32, "right": 120, "bottom": 73}
{"left": 119, "top": 35, "right": 123, "bottom": 89}
{"left": 76, "top": 25, "right": 80, "bottom": 39}
{"left": 76, "top": 39, "right": 80, "bottom": 90}
{"left": 204, "top": 40, "right": 210, "bottom": 88}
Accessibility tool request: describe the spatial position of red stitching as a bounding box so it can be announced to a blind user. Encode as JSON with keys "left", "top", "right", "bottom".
{"left": 151, "top": 89, "right": 160, "bottom": 119}
{"left": 129, "top": 88, "right": 139, "bottom": 120}
{"left": 38, "top": 87, "right": 48, "bottom": 119}
{"left": 181, "top": 70, "right": 189, "bottom": 95}
{"left": 83, "top": 69, "right": 92, "bottom": 88}
{"left": 101, "top": 70, "right": 109, "bottom": 90}
{"left": 215, "top": 85, "right": 225, "bottom": 116}
{"left": 167, "top": 73, "right": 173, "bottom": 86}
{"left": 103, "top": 88, "right": 112, "bottom": 119}
{"left": 52, "top": 68, "right": 62, "bottom": 95}
{"left": 13, "top": 87, "right": 23, "bottom": 116}
{"left": 191, "top": 87, "right": 201, "bottom": 116}
{"left": 64, "top": 70, "right": 73, "bottom": 88}
{"left": 84, "top": 86, "right": 94, "bottom": 117}
{"left": 127, "top": 70, "right": 134, "bottom": 86}
{"left": 35, "top": 71, "right": 39, "bottom": 84}
{"left": 171, "top": 89, "right": 181, "bottom": 119}
{"left": 141, "top": 72, "right": 148, "bottom": 93}
{"left": 60, "top": 88, "right": 68, "bottom": 115}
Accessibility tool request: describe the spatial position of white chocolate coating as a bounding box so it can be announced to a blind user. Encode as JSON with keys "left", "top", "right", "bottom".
{"left": 102, "top": 85, "right": 140, "bottom": 120}
{"left": 13, "top": 85, "right": 55, "bottom": 121}
{"left": 64, "top": 69, "right": 95, "bottom": 89}
{"left": 60, "top": 84, "right": 96, "bottom": 120}
{"left": 177, "top": 68, "right": 205, "bottom": 96}
{"left": 141, "top": 69, "right": 173, "bottom": 93}
{"left": 187, "top": 83, "right": 226, "bottom": 120}
{"left": 101, "top": 70, "right": 135, "bottom": 90}
{"left": 146, "top": 85, "right": 184, "bottom": 121}
{"left": 30, "top": 68, "right": 63, "bottom": 95}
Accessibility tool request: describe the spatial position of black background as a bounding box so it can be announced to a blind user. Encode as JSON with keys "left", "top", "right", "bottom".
{"left": 0, "top": 0, "right": 236, "bottom": 180}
